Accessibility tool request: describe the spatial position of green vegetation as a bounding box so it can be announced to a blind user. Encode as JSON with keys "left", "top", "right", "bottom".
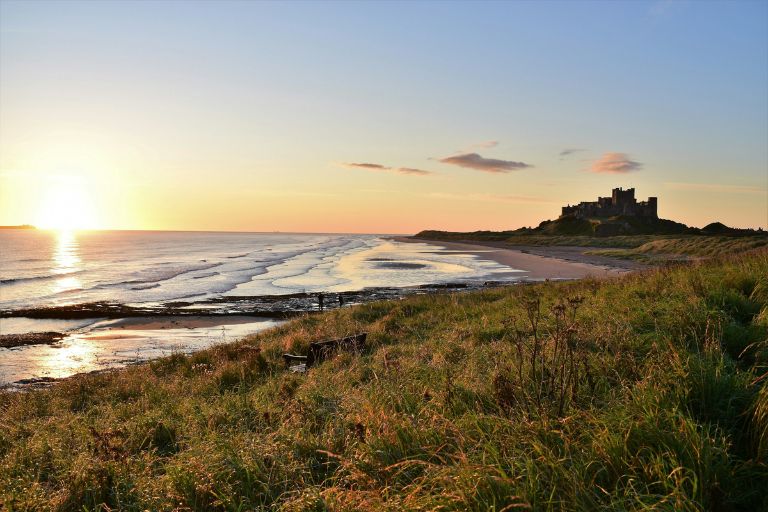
{"left": 535, "top": 215, "right": 693, "bottom": 237}
{"left": 2, "top": 250, "right": 768, "bottom": 510}
{"left": 415, "top": 216, "right": 767, "bottom": 258}
{"left": 416, "top": 214, "right": 696, "bottom": 241}
{"left": 589, "top": 236, "right": 768, "bottom": 263}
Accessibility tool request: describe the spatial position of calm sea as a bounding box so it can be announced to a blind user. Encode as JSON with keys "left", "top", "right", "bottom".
{"left": 0, "top": 230, "right": 519, "bottom": 313}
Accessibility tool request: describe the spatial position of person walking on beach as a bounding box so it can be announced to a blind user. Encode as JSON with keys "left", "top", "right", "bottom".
{"left": 318, "top": 292, "right": 324, "bottom": 311}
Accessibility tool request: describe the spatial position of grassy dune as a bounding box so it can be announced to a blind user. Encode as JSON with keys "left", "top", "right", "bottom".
{"left": 2, "top": 251, "right": 768, "bottom": 511}
{"left": 588, "top": 236, "right": 768, "bottom": 263}
{"left": 415, "top": 230, "right": 768, "bottom": 260}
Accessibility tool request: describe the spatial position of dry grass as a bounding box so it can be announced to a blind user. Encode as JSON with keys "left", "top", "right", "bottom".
{"left": 588, "top": 236, "right": 768, "bottom": 263}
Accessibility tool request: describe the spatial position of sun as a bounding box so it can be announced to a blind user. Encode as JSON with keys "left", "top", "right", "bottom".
{"left": 35, "top": 175, "right": 100, "bottom": 230}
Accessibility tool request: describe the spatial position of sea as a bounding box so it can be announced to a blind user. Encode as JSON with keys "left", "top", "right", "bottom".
{"left": 0, "top": 230, "right": 523, "bottom": 385}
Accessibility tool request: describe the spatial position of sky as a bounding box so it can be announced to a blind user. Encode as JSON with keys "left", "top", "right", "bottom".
{"left": 0, "top": 0, "right": 766, "bottom": 233}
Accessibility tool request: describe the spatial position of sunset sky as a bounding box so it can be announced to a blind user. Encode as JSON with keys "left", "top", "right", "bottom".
{"left": 1, "top": 0, "right": 766, "bottom": 233}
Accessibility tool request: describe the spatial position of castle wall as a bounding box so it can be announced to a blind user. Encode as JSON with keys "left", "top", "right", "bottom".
{"left": 560, "top": 188, "right": 657, "bottom": 219}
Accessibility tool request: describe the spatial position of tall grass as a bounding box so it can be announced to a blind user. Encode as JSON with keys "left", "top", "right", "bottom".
{"left": 589, "top": 236, "right": 768, "bottom": 262}
{"left": 416, "top": 230, "right": 768, "bottom": 257}
{"left": 1, "top": 250, "right": 767, "bottom": 510}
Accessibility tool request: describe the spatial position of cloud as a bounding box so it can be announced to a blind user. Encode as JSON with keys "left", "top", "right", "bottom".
{"left": 664, "top": 182, "right": 767, "bottom": 194}
{"left": 590, "top": 152, "right": 642, "bottom": 174}
{"left": 437, "top": 153, "right": 532, "bottom": 173}
{"left": 559, "top": 148, "right": 585, "bottom": 159}
{"left": 396, "top": 167, "right": 432, "bottom": 176}
{"left": 341, "top": 162, "right": 433, "bottom": 176}
{"left": 342, "top": 162, "right": 389, "bottom": 170}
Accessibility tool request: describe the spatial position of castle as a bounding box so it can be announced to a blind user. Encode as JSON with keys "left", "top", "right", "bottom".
{"left": 561, "top": 187, "right": 657, "bottom": 219}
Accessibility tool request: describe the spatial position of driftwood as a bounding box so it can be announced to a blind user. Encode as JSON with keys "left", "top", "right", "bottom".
{"left": 282, "top": 333, "right": 367, "bottom": 373}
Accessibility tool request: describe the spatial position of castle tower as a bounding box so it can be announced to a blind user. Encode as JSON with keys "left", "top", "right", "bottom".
{"left": 647, "top": 197, "right": 658, "bottom": 218}
{"left": 611, "top": 187, "right": 636, "bottom": 206}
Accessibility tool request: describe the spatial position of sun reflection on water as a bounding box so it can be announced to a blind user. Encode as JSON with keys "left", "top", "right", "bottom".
{"left": 52, "top": 230, "right": 82, "bottom": 293}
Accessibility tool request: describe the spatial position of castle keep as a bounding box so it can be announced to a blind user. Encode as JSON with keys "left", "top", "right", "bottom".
{"left": 561, "top": 187, "right": 657, "bottom": 219}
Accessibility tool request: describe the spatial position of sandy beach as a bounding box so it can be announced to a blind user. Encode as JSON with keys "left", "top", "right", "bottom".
{"left": 397, "top": 237, "right": 635, "bottom": 280}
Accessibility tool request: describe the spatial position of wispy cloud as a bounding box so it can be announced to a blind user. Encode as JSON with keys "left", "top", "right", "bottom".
{"left": 590, "top": 152, "right": 642, "bottom": 174}
{"left": 664, "top": 182, "right": 767, "bottom": 194}
{"left": 397, "top": 167, "right": 432, "bottom": 176}
{"left": 437, "top": 153, "right": 532, "bottom": 173}
{"left": 426, "top": 192, "right": 556, "bottom": 204}
{"left": 342, "top": 162, "right": 389, "bottom": 170}
{"left": 559, "top": 148, "right": 586, "bottom": 159}
{"left": 341, "top": 162, "right": 433, "bottom": 176}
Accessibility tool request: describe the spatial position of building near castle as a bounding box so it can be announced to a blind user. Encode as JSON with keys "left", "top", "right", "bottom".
{"left": 561, "top": 188, "right": 657, "bottom": 219}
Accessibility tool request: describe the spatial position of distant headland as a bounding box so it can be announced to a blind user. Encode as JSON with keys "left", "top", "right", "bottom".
{"left": 0, "top": 224, "right": 35, "bottom": 230}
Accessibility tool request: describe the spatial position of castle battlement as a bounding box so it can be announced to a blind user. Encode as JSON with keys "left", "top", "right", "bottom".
{"left": 561, "top": 187, "right": 657, "bottom": 219}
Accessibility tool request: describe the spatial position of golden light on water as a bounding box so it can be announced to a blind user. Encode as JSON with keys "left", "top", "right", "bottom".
{"left": 53, "top": 230, "right": 80, "bottom": 271}
{"left": 51, "top": 229, "right": 82, "bottom": 293}
{"left": 37, "top": 337, "right": 98, "bottom": 379}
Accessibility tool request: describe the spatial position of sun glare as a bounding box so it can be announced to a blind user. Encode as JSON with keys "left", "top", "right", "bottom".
{"left": 35, "top": 176, "right": 99, "bottom": 230}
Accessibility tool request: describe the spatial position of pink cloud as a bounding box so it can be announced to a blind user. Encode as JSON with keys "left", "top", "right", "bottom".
{"left": 438, "top": 152, "right": 532, "bottom": 173}
{"left": 590, "top": 153, "right": 642, "bottom": 173}
{"left": 396, "top": 167, "right": 432, "bottom": 176}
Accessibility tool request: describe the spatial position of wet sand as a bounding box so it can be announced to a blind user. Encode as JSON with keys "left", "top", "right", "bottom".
{"left": 0, "top": 316, "right": 272, "bottom": 348}
{"left": 0, "top": 316, "right": 282, "bottom": 386}
{"left": 95, "top": 315, "right": 273, "bottom": 332}
{"left": 396, "top": 237, "right": 635, "bottom": 279}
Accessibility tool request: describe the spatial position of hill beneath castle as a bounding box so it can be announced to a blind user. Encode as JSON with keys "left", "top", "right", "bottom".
{"left": 417, "top": 214, "right": 764, "bottom": 239}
